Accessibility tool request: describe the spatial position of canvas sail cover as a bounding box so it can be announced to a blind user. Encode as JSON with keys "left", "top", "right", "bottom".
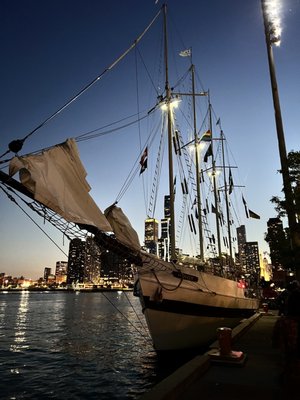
{"left": 9, "top": 138, "right": 113, "bottom": 233}
{"left": 104, "top": 205, "right": 141, "bottom": 251}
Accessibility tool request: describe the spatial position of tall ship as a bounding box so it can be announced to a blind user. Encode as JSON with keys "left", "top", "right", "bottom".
{"left": 0, "top": 4, "right": 260, "bottom": 351}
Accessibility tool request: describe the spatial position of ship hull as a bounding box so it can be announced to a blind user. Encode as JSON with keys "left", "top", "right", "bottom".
{"left": 136, "top": 262, "right": 259, "bottom": 351}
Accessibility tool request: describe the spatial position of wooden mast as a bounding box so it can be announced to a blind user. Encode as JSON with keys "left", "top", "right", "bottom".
{"left": 220, "top": 129, "right": 233, "bottom": 264}
{"left": 163, "top": 4, "right": 176, "bottom": 261}
{"left": 209, "top": 94, "right": 222, "bottom": 264}
{"left": 191, "top": 64, "right": 204, "bottom": 261}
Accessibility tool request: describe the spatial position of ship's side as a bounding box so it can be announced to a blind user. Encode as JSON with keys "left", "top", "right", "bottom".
{"left": 136, "top": 261, "right": 259, "bottom": 351}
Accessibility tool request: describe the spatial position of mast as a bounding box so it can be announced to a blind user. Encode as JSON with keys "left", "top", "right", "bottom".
{"left": 191, "top": 64, "right": 204, "bottom": 261}
{"left": 163, "top": 4, "right": 176, "bottom": 261}
{"left": 220, "top": 129, "right": 233, "bottom": 264}
{"left": 209, "top": 95, "right": 222, "bottom": 263}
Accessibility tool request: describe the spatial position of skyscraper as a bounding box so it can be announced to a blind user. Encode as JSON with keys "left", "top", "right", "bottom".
{"left": 164, "top": 195, "right": 171, "bottom": 218}
{"left": 84, "top": 236, "right": 101, "bottom": 284}
{"left": 67, "top": 237, "right": 101, "bottom": 285}
{"left": 158, "top": 217, "right": 171, "bottom": 261}
{"left": 236, "top": 225, "right": 247, "bottom": 268}
{"left": 267, "top": 217, "right": 285, "bottom": 269}
{"left": 55, "top": 261, "right": 67, "bottom": 284}
{"left": 244, "top": 241, "right": 260, "bottom": 285}
{"left": 100, "top": 250, "right": 132, "bottom": 283}
{"left": 67, "top": 238, "right": 85, "bottom": 284}
{"left": 44, "top": 267, "right": 51, "bottom": 281}
{"left": 144, "top": 218, "right": 159, "bottom": 255}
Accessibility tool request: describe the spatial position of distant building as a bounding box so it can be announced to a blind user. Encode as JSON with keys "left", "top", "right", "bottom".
{"left": 244, "top": 241, "right": 260, "bottom": 285}
{"left": 260, "top": 256, "right": 272, "bottom": 281}
{"left": 44, "top": 267, "right": 52, "bottom": 281}
{"left": 158, "top": 217, "right": 171, "bottom": 261}
{"left": 267, "top": 217, "right": 285, "bottom": 269}
{"left": 55, "top": 261, "right": 68, "bottom": 284}
{"left": 100, "top": 250, "right": 132, "bottom": 284}
{"left": 164, "top": 195, "right": 171, "bottom": 218}
{"left": 267, "top": 217, "right": 288, "bottom": 285}
{"left": 157, "top": 195, "right": 172, "bottom": 260}
{"left": 67, "top": 237, "right": 103, "bottom": 285}
{"left": 67, "top": 238, "right": 85, "bottom": 284}
{"left": 144, "top": 218, "right": 159, "bottom": 255}
{"left": 47, "top": 274, "right": 56, "bottom": 285}
{"left": 236, "top": 225, "right": 247, "bottom": 268}
{"left": 84, "top": 237, "right": 101, "bottom": 284}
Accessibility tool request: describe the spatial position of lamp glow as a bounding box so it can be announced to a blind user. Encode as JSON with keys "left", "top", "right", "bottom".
{"left": 160, "top": 96, "right": 181, "bottom": 111}
{"left": 264, "top": 0, "right": 282, "bottom": 46}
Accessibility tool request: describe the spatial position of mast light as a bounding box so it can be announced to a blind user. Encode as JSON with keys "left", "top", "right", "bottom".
{"left": 160, "top": 95, "right": 181, "bottom": 111}
{"left": 263, "top": 0, "right": 282, "bottom": 46}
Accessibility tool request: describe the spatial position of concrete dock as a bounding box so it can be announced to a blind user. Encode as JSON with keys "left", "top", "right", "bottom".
{"left": 140, "top": 312, "right": 294, "bottom": 399}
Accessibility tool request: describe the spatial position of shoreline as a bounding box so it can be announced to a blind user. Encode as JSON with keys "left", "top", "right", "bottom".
{"left": 0, "top": 287, "right": 133, "bottom": 293}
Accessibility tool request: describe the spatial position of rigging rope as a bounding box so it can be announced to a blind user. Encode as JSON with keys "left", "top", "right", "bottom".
{"left": 0, "top": 109, "right": 153, "bottom": 168}
{"left": 148, "top": 114, "right": 166, "bottom": 217}
{"left": 100, "top": 291, "right": 150, "bottom": 341}
{"left": 75, "top": 111, "right": 148, "bottom": 141}
{"left": 115, "top": 115, "right": 162, "bottom": 204}
{"left": 124, "top": 291, "right": 149, "bottom": 335}
{"left": 0, "top": 185, "right": 69, "bottom": 257}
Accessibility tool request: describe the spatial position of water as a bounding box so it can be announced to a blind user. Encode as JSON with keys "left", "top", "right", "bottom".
{"left": 0, "top": 290, "right": 185, "bottom": 399}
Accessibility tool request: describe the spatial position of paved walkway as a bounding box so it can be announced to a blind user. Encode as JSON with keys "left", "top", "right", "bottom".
{"left": 141, "top": 312, "right": 295, "bottom": 400}
{"left": 184, "top": 314, "right": 284, "bottom": 399}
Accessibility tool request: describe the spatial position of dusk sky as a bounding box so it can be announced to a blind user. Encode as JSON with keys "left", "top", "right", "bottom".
{"left": 1, "top": 0, "right": 300, "bottom": 280}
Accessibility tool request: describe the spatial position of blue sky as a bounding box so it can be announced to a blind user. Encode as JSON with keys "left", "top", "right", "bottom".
{"left": 1, "top": 0, "right": 299, "bottom": 279}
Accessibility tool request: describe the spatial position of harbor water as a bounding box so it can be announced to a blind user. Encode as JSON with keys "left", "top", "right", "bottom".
{"left": 0, "top": 290, "right": 191, "bottom": 399}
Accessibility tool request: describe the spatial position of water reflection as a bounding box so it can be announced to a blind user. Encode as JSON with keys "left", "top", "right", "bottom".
{"left": 0, "top": 295, "right": 7, "bottom": 340}
{"left": 10, "top": 290, "right": 29, "bottom": 353}
{"left": 0, "top": 292, "right": 185, "bottom": 399}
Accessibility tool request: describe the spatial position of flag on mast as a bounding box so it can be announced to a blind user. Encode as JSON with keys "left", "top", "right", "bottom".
{"left": 204, "top": 144, "right": 212, "bottom": 162}
{"left": 179, "top": 48, "right": 191, "bottom": 57}
{"left": 228, "top": 168, "right": 234, "bottom": 194}
{"left": 200, "top": 130, "right": 212, "bottom": 142}
{"left": 249, "top": 209, "right": 260, "bottom": 219}
{"left": 241, "top": 195, "right": 260, "bottom": 219}
{"left": 139, "top": 147, "right": 148, "bottom": 174}
{"left": 242, "top": 195, "right": 249, "bottom": 218}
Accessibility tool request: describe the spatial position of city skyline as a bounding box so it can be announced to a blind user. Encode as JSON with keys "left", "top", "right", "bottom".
{"left": 1, "top": 221, "right": 264, "bottom": 281}
{"left": 1, "top": 1, "right": 300, "bottom": 279}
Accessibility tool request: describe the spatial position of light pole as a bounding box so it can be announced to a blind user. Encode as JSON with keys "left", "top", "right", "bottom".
{"left": 261, "top": 0, "right": 300, "bottom": 275}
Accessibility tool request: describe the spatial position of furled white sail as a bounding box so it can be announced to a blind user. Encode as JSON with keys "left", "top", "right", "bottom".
{"left": 105, "top": 204, "right": 141, "bottom": 251}
{"left": 9, "top": 138, "right": 113, "bottom": 233}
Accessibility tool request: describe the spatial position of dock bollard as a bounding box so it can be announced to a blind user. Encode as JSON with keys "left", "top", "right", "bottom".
{"left": 262, "top": 303, "right": 269, "bottom": 313}
{"left": 217, "top": 327, "right": 232, "bottom": 356}
{"left": 207, "top": 326, "right": 246, "bottom": 365}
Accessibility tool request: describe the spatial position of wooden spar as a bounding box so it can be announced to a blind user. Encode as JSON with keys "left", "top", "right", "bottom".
{"left": 191, "top": 64, "right": 204, "bottom": 261}
{"left": 208, "top": 96, "right": 222, "bottom": 263}
{"left": 220, "top": 130, "right": 233, "bottom": 264}
{"left": 163, "top": 4, "right": 176, "bottom": 262}
{"left": 0, "top": 170, "right": 34, "bottom": 199}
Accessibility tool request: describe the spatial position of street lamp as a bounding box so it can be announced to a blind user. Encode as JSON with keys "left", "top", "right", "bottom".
{"left": 261, "top": 0, "right": 300, "bottom": 275}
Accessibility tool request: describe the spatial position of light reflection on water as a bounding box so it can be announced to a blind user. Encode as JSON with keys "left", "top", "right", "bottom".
{"left": 10, "top": 290, "right": 30, "bottom": 353}
{"left": 0, "top": 291, "right": 160, "bottom": 399}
